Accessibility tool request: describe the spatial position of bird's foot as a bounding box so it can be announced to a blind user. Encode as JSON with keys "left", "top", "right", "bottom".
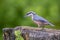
{"left": 40, "top": 28, "right": 46, "bottom": 32}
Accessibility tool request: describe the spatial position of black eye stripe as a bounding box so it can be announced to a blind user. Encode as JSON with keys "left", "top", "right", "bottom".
{"left": 26, "top": 11, "right": 36, "bottom": 15}
{"left": 26, "top": 12, "right": 32, "bottom": 15}
{"left": 26, "top": 13, "right": 30, "bottom": 15}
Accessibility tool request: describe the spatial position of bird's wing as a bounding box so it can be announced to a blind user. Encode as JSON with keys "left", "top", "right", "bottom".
{"left": 33, "top": 15, "right": 48, "bottom": 23}
{"left": 33, "top": 15, "right": 54, "bottom": 26}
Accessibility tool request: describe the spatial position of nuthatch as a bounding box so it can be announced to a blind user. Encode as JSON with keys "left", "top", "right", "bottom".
{"left": 25, "top": 11, "right": 54, "bottom": 30}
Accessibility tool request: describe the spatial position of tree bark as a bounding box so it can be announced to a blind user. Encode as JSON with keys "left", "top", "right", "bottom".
{"left": 3, "top": 26, "right": 60, "bottom": 40}
{"left": 3, "top": 28, "right": 15, "bottom": 40}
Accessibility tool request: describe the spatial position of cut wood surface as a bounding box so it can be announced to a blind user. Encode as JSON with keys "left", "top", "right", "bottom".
{"left": 3, "top": 26, "right": 60, "bottom": 40}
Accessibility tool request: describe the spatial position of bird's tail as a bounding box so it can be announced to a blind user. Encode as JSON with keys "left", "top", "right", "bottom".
{"left": 48, "top": 23, "right": 55, "bottom": 26}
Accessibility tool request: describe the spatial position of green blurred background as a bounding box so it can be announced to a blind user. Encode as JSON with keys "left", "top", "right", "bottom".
{"left": 0, "top": 0, "right": 60, "bottom": 40}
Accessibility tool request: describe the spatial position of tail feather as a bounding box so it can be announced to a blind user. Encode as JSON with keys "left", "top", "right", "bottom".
{"left": 48, "top": 23, "right": 55, "bottom": 26}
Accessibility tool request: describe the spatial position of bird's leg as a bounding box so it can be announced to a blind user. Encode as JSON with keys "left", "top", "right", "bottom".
{"left": 38, "top": 24, "right": 40, "bottom": 28}
{"left": 41, "top": 25, "right": 45, "bottom": 30}
{"left": 41, "top": 24, "right": 45, "bottom": 31}
{"left": 38, "top": 24, "right": 45, "bottom": 31}
{"left": 42, "top": 26, "right": 46, "bottom": 31}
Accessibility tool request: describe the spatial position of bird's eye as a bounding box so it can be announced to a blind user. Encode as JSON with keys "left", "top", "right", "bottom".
{"left": 26, "top": 13, "right": 31, "bottom": 15}
{"left": 26, "top": 13, "right": 29, "bottom": 15}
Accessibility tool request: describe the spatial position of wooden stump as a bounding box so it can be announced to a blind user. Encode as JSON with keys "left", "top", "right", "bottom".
{"left": 3, "top": 28, "right": 15, "bottom": 40}
{"left": 3, "top": 26, "right": 60, "bottom": 40}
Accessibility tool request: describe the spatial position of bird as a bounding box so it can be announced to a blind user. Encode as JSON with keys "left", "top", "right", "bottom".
{"left": 25, "top": 11, "right": 54, "bottom": 30}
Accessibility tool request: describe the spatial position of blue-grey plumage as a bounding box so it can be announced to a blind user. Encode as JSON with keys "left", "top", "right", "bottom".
{"left": 33, "top": 15, "right": 54, "bottom": 26}
{"left": 25, "top": 11, "right": 54, "bottom": 28}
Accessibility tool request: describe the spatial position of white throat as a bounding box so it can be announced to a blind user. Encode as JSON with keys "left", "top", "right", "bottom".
{"left": 31, "top": 15, "right": 34, "bottom": 20}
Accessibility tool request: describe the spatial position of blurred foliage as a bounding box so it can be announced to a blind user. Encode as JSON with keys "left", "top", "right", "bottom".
{"left": 0, "top": 0, "right": 60, "bottom": 28}
{"left": 0, "top": 0, "right": 60, "bottom": 39}
{"left": 15, "top": 30, "right": 24, "bottom": 40}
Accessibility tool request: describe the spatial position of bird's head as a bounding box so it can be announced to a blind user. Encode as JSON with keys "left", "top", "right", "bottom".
{"left": 25, "top": 11, "right": 36, "bottom": 17}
